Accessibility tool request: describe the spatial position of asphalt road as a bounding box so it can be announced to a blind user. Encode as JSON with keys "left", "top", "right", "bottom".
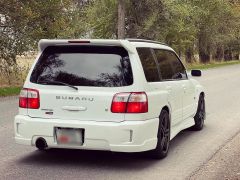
{"left": 190, "top": 130, "right": 240, "bottom": 179}
{"left": 1, "top": 64, "right": 240, "bottom": 180}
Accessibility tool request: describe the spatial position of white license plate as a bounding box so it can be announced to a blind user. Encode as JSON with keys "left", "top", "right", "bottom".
{"left": 55, "top": 128, "right": 84, "bottom": 145}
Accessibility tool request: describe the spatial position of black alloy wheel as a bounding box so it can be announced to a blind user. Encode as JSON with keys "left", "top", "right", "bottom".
{"left": 149, "top": 109, "right": 170, "bottom": 159}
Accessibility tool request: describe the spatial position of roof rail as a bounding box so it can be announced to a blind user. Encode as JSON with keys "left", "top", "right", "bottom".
{"left": 126, "top": 38, "right": 168, "bottom": 46}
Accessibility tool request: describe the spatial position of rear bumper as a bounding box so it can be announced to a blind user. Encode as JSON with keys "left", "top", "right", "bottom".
{"left": 14, "top": 115, "right": 159, "bottom": 152}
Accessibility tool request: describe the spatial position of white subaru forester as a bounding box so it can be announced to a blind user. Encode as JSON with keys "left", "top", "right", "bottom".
{"left": 14, "top": 39, "right": 205, "bottom": 159}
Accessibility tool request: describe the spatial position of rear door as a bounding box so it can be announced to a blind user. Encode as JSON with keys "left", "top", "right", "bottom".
{"left": 154, "top": 49, "right": 184, "bottom": 126}
{"left": 181, "top": 79, "right": 196, "bottom": 120}
{"left": 162, "top": 51, "right": 195, "bottom": 120}
{"left": 28, "top": 45, "right": 134, "bottom": 122}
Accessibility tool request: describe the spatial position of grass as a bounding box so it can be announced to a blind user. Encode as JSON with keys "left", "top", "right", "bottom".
{"left": 186, "top": 60, "right": 240, "bottom": 70}
{"left": 0, "top": 87, "right": 21, "bottom": 97}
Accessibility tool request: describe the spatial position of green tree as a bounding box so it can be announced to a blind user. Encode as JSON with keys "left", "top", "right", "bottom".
{"left": 1, "top": 0, "right": 239, "bottom": 67}
{"left": 0, "top": 0, "right": 85, "bottom": 65}
{"left": 85, "top": 0, "right": 118, "bottom": 38}
{"left": 190, "top": 0, "right": 239, "bottom": 62}
{"left": 85, "top": 0, "right": 239, "bottom": 62}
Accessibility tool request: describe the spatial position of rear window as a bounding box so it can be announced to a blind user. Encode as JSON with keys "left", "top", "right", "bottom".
{"left": 30, "top": 46, "right": 133, "bottom": 87}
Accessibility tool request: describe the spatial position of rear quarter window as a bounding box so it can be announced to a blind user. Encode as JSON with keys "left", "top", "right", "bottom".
{"left": 137, "top": 48, "right": 160, "bottom": 82}
{"left": 30, "top": 46, "right": 133, "bottom": 87}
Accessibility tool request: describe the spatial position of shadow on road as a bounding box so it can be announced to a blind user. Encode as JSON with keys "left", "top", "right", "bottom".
{"left": 17, "top": 148, "right": 158, "bottom": 171}
{"left": 16, "top": 129, "right": 202, "bottom": 170}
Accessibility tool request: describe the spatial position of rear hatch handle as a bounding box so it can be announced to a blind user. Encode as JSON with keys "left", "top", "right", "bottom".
{"left": 62, "top": 106, "right": 87, "bottom": 111}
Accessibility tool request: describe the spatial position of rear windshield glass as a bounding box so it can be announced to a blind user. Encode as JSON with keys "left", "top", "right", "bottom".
{"left": 30, "top": 46, "right": 133, "bottom": 87}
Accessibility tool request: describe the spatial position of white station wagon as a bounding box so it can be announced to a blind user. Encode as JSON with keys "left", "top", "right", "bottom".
{"left": 14, "top": 39, "right": 205, "bottom": 159}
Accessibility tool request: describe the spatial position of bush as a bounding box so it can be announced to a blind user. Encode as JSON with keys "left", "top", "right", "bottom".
{"left": 0, "top": 58, "right": 31, "bottom": 87}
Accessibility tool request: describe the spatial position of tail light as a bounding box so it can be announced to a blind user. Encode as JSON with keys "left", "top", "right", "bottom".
{"left": 19, "top": 88, "right": 40, "bottom": 109}
{"left": 111, "top": 92, "right": 148, "bottom": 113}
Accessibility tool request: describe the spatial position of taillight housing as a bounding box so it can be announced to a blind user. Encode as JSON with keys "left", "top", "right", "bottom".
{"left": 19, "top": 88, "right": 40, "bottom": 109}
{"left": 111, "top": 92, "right": 148, "bottom": 113}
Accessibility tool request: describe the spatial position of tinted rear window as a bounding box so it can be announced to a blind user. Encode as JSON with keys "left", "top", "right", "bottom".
{"left": 154, "top": 49, "right": 187, "bottom": 80}
{"left": 137, "top": 48, "right": 160, "bottom": 82}
{"left": 30, "top": 46, "right": 133, "bottom": 87}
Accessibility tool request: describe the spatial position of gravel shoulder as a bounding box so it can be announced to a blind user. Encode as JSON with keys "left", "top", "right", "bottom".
{"left": 190, "top": 131, "right": 240, "bottom": 180}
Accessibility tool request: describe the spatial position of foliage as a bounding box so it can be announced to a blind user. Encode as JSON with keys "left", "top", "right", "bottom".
{"left": 0, "top": 0, "right": 86, "bottom": 65}
{"left": 186, "top": 60, "right": 240, "bottom": 70}
{"left": 0, "top": 86, "right": 21, "bottom": 97}
{"left": 84, "top": 0, "right": 240, "bottom": 62}
{"left": 85, "top": 0, "right": 118, "bottom": 38}
{"left": 0, "top": 0, "right": 239, "bottom": 70}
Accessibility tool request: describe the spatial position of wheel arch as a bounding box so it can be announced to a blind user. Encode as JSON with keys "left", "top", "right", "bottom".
{"left": 160, "top": 105, "right": 171, "bottom": 124}
{"left": 158, "top": 105, "right": 171, "bottom": 133}
{"left": 162, "top": 105, "right": 170, "bottom": 114}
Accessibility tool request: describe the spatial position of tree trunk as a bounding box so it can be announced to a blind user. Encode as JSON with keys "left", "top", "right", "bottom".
{"left": 224, "top": 48, "right": 233, "bottom": 61}
{"left": 185, "top": 47, "right": 194, "bottom": 63}
{"left": 117, "top": 0, "right": 125, "bottom": 39}
{"left": 199, "top": 44, "right": 211, "bottom": 63}
{"left": 198, "top": 32, "right": 211, "bottom": 63}
{"left": 235, "top": 52, "right": 240, "bottom": 60}
{"left": 215, "top": 45, "right": 224, "bottom": 61}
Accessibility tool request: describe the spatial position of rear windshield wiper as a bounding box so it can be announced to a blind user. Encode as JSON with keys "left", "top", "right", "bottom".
{"left": 38, "top": 80, "right": 78, "bottom": 90}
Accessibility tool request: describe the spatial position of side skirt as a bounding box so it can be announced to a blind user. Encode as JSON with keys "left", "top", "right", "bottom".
{"left": 170, "top": 117, "right": 195, "bottom": 140}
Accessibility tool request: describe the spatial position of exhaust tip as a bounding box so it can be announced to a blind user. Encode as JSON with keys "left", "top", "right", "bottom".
{"left": 36, "top": 137, "right": 48, "bottom": 150}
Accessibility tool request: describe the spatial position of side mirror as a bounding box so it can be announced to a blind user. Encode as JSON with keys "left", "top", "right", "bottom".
{"left": 191, "top": 69, "right": 202, "bottom": 77}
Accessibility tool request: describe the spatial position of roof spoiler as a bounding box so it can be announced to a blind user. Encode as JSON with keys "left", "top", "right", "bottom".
{"left": 38, "top": 39, "right": 136, "bottom": 54}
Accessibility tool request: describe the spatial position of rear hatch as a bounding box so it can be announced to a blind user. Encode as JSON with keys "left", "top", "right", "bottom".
{"left": 28, "top": 45, "right": 134, "bottom": 122}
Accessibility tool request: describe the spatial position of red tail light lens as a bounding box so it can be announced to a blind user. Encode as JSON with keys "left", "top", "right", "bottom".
{"left": 111, "top": 92, "right": 148, "bottom": 113}
{"left": 126, "top": 92, "right": 148, "bottom": 113}
{"left": 111, "top": 93, "right": 130, "bottom": 113}
{"left": 19, "top": 88, "right": 40, "bottom": 109}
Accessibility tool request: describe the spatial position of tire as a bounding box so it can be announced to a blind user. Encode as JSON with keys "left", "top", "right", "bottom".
{"left": 149, "top": 109, "right": 170, "bottom": 159}
{"left": 192, "top": 94, "right": 205, "bottom": 131}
